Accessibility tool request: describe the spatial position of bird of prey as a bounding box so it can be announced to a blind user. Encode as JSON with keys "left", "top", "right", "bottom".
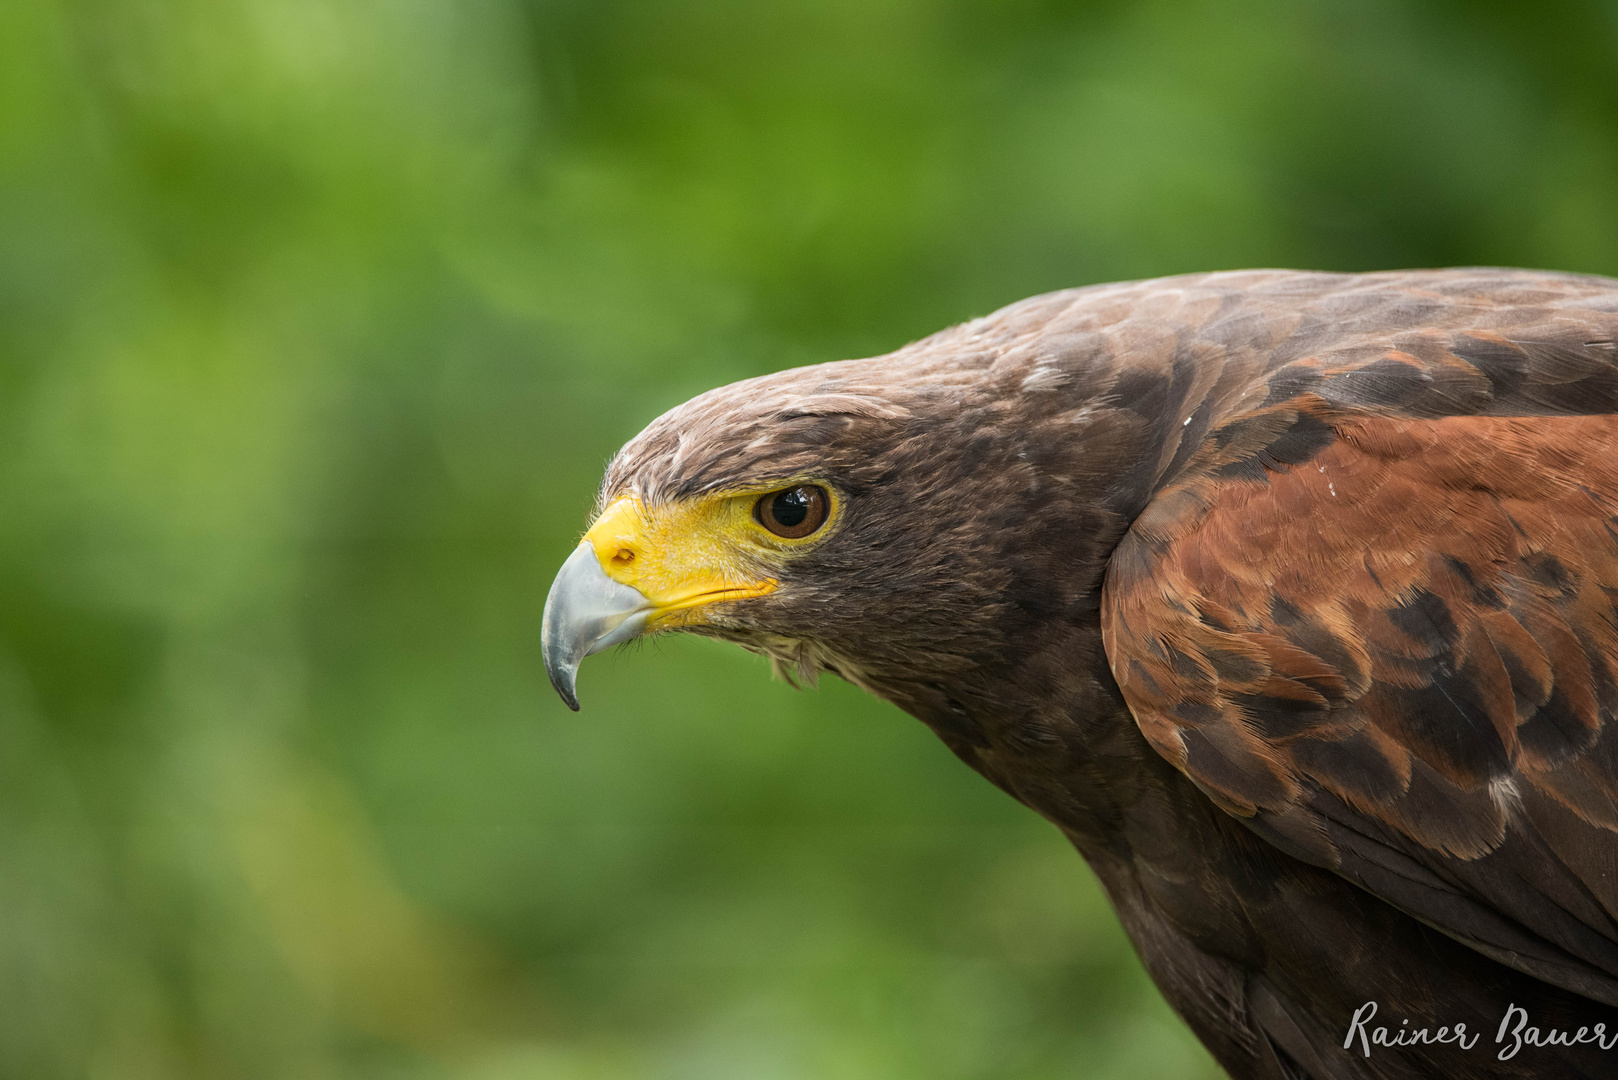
{"left": 542, "top": 269, "right": 1618, "bottom": 1078}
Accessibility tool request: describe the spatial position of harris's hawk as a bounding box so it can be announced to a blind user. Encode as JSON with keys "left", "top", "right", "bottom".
{"left": 542, "top": 269, "right": 1618, "bottom": 1078}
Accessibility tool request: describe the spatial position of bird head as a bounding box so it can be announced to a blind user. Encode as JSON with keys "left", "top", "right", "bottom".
{"left": 542, "top": 317, "right": 1153, "bottom": 714}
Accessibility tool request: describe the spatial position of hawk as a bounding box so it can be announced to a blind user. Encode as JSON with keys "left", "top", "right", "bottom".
{"left": 542, "top": 269, "right": 1618, "bottom": 1078}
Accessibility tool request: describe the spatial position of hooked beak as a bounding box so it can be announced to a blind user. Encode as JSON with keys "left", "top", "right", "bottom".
{"left": 541, "top": 495, "right": 781, "bottom": 710}
{"left": 541, "top": 542, "right": 653, "bottom": 711}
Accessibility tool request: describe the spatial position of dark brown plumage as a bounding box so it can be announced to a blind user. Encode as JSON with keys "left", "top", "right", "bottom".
{"left": 549, "top": 268, "right": 1618, "bottom": 1078}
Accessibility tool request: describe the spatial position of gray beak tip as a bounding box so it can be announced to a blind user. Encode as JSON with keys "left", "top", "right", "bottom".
{"left": 542, "top": 542, "right": 653, "bottom": 712}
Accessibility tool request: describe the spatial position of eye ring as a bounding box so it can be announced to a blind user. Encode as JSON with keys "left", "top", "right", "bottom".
{"left": 754, "top": 485, "right": 830, "bottom": 539}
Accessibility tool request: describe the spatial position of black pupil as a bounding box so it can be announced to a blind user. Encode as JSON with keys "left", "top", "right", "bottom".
{"left": 772, "top": 488, "right": 811, "bottom": 527}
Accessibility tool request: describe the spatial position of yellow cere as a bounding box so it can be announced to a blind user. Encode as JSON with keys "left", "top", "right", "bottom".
{"left": 581, "top": 489, "right": 830, "bottom": 628}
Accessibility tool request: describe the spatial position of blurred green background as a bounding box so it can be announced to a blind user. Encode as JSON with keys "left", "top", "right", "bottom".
{"left": 4, "top": 1, "right": 1618, "bottom": 1077}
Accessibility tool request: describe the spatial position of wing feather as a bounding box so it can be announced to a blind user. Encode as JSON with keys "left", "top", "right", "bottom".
{"left": 1102, "top": 322, "right": 1618, "bottom": 1005}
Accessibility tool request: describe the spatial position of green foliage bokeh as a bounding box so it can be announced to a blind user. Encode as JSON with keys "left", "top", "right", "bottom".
{"left": 3, "top": 1, "right": 1617, "bottom": 1077}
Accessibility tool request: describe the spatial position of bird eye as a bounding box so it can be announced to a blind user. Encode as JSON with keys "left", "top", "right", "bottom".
{"left": 755, "top": 485, "right": 829, "bottom": 539}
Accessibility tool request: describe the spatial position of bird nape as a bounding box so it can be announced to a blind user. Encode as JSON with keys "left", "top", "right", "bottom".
{"left": 541, "top": 268, "right": 1618, "bottom": 1079}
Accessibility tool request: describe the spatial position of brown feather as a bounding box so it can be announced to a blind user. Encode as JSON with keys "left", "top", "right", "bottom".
{"left": 1104, "top": 410, "right": 1618, "bottom": 997}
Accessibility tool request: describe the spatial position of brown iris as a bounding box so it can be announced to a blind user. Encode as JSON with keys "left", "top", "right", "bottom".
{"left": 754, "top": 485, "right": 829, "bottom": 539}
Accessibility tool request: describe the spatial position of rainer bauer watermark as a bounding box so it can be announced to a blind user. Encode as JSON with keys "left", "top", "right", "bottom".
{"left": 1344, "top": 1001, "right": 1618, "bottom": 1061}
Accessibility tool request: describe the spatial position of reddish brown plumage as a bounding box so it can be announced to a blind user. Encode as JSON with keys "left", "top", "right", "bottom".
{"left": 1107, "top": 404, "right": 1618, "bottom": 1005}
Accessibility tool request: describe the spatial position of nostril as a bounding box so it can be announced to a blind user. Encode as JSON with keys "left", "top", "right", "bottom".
{"left": 612, "top": 548, "right": 636, "bottom": 565}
